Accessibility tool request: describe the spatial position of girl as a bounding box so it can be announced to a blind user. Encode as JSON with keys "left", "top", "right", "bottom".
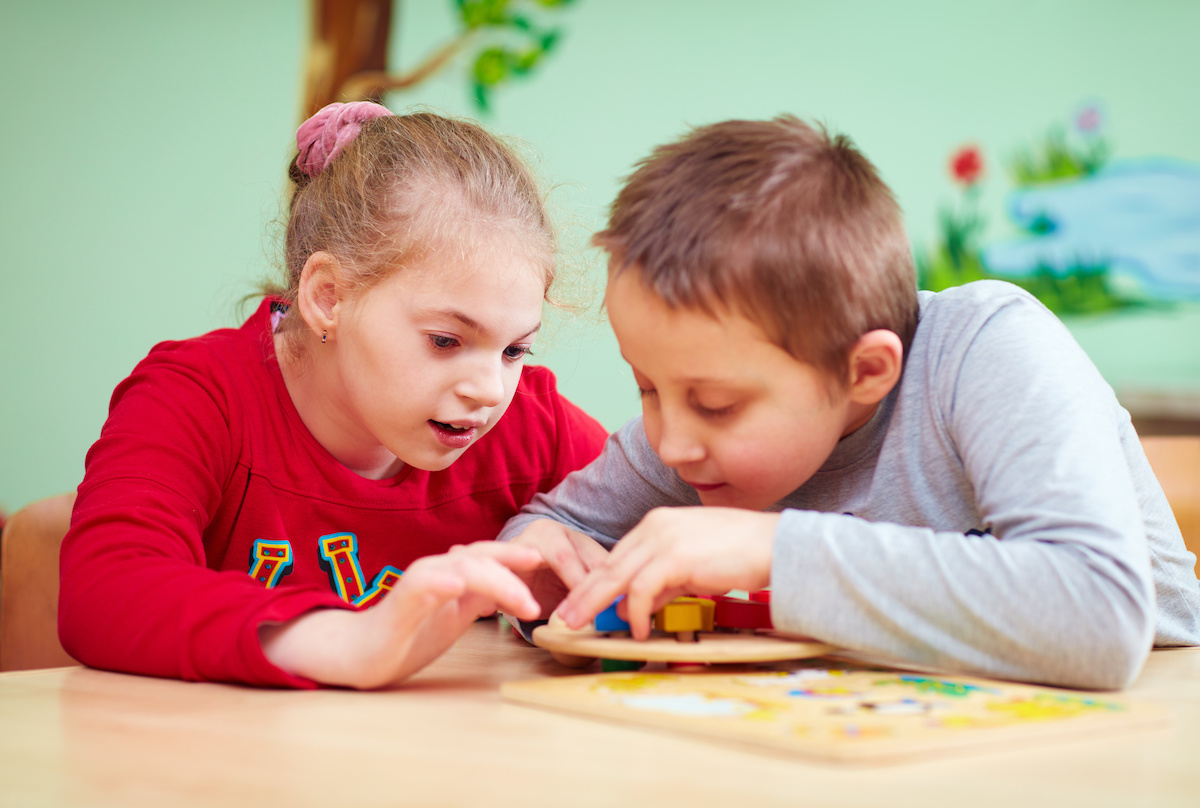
{"left": 58, "top": 102, "right": 607, "bottom": 689}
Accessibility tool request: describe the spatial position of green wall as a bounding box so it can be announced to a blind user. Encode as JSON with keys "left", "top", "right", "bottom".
{"left": 3, "top": 0, "right": 1199, "bottom": 514}
{"left": 1, "top": 1, "right": 305, "bottom": 515}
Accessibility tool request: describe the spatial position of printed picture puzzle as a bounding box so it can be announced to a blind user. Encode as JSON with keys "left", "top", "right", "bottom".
{"left": 501, "top": 661, "right": 1167, "bottom": 765}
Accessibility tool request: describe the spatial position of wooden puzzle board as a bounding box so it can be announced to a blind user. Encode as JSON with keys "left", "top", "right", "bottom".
{"left": 501, "top": 662, "right": 1168, "bottom": 765}
{"left": 532, "top": 624, "right": 836, "bottom": 663}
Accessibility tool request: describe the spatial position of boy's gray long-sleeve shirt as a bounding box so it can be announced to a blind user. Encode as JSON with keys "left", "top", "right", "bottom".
{"left": 500, "top": 281, "right": 1200, "bottom": 689}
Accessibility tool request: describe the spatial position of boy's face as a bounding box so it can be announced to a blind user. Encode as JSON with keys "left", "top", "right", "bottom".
{"left": 605, "top": 269, "right": 873, "bottom": 511}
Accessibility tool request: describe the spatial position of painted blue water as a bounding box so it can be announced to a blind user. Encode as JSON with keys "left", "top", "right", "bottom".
{"left": 982, "top": 158, "right": 1200, "bottom": 301}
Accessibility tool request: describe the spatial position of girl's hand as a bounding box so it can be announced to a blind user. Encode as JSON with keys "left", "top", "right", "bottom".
{"left": 504, "top": 519, "right": 611, "bottom": 618}
{"left": 259, "top": 541, "right": 542, "bottom": 689}
{"left": 556, "top": 507, "right": 780, "bottom": 639}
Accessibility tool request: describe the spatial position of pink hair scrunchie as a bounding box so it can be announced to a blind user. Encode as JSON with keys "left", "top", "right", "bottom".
{"left": 295, "top": 101, "right": 394, "bottom": 176}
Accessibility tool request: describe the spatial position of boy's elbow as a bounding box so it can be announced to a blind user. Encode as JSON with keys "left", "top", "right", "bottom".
{"left": 1072, "top": 635, "right": 1148, "bottom": 691}
{"left": 1061, "top": 590, "right": 1155, "bottom": 691}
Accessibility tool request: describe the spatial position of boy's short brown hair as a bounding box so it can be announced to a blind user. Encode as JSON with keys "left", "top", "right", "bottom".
{"left": 593, "top": 115, "right": 918, "bottom": 392}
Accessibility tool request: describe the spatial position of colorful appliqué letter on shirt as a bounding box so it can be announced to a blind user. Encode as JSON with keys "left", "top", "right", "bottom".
{"left": 250, "top": 539, "right": 293, "bottom": 588}
{"left": 248, "top": 533, "right": 403, "bottom": 607}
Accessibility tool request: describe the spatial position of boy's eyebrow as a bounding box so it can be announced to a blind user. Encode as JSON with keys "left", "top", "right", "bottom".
{"left": 677, "top": 375, "right": 752, "bottom": 388}
{"left": 421, "top": 308, "right": 541, "bottom": 340}
{"left": 623, "top": 356, "right": 746, "bottom": 387}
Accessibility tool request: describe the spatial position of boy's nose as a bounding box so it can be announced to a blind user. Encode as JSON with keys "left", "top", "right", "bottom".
{"left": 654, "top": 416, "right": 706, "bottom": 468}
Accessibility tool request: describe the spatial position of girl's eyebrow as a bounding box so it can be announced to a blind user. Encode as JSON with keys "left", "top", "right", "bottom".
{"left": 420, "top": 308, "right": 541, "bottom": 340}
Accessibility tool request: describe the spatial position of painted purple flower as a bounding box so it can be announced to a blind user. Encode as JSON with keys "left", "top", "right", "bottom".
{"left": 1076, "top": 105, "right": 1103, "bottom": 135}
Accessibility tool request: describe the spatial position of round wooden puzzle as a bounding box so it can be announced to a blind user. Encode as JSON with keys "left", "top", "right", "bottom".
{"left": 532, "top": 616, "right": 837, "bottom": 667}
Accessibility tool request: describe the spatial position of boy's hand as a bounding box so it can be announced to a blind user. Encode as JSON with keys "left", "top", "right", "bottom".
{"left": 557, "top": 507, "right": 780, "bottom": 639}
{"left": 505, "top": 519, "right": 612, "bottom": 618}
{"left": 259, "top": 541, "right": 543, "bottom": 689}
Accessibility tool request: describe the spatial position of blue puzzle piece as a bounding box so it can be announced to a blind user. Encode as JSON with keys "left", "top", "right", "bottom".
{"left": 594, "top": 597, "right": 630, "bottom": 633}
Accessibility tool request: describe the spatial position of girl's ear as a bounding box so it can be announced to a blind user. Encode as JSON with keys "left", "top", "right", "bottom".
{"left": 296, "top": 251, "right": 342, "bottom": 341}
{"left": 846, "top": 329, "right": 903, "bottom": 406}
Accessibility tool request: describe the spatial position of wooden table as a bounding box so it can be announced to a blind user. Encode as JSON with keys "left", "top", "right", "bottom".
{"left": 2, "top": 619, "right": 1198, "bottom": 807}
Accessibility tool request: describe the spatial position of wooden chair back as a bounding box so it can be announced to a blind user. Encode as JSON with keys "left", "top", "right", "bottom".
{"left": 1141, "top": 435, "right": 1200, "bottom": 578}
{"left": 0, "top": 492, "right": 77, "bottom": 671}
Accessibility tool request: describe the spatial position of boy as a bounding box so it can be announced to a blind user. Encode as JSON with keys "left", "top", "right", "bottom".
{"left": 502, "top": 116, "right": 1200, "bottom": 689}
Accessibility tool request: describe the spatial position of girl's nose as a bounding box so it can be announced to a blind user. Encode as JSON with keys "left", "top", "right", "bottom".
{"left": 457, "top": 357, "right": 506, "bottom": 408}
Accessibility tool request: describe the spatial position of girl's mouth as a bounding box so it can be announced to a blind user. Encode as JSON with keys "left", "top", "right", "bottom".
{"left": 429, "top": 419, "right": 476, "bottom": 449}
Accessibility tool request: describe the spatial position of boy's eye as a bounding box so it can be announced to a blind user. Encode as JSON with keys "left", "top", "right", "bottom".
{"left": 638, "top": 387, "right": 657, "bottom": 399}
{"left": 429, "top": 334, "right": 459, "bottom": 350}
{"left": 694, "top": 400, "right": 736, "bottom": 418}
{"left": 504, "top": 345, "right": 533, "bottom": 361}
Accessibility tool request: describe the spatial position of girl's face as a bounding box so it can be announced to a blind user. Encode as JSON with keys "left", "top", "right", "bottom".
{"left": 329, "top": 234, "right": 546, "bottom": 474}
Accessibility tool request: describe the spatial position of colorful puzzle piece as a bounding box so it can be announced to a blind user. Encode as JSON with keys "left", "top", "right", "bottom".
{"left": 654, "top": 597, "right": 716, "bottom": 638}
{"left": 713, "top": 594, "right": 773, "bottom": 630}
{"left": 600, "top": 658, "right": 644, "bottom": 673}
{"left": 594, "top": 597, "right": 631, "bottom": 633}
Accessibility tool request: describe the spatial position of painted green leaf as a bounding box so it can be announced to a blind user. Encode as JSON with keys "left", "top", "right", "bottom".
{"left": 460, "top": 0, "right": 512, "bottom": 29}
{"left": 512, "top": 47, "right": 542, "bottom": 73}
{"left": 473, "top": 81, "right": 490, "bottom": 111}
{"left": 473, "top": 47, "right": 509, "bottom": 85}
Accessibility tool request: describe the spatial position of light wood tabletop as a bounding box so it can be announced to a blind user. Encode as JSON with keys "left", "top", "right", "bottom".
{"left": 2, "top": 619, "right": 1198, "bottom": 808}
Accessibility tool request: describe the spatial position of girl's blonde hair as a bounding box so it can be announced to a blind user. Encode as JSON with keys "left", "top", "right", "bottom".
{"left": 266, "top": 111, "right": 556, "bottom": 339}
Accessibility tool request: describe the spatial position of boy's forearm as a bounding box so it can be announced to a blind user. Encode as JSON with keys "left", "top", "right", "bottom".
{"left": 770, "top": 510, "right": 1154, "bottom": 689}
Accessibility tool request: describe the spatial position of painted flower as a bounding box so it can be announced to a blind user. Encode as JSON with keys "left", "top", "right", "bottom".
{"left": 949, "top": 145, "right": 985, "bottom": 187}
{"left": 1076, "top": 105, "right": 1103, "bottom": 135}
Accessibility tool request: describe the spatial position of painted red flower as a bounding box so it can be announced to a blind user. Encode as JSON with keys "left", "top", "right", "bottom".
{"left": 949, "top": 145, "right": 984, "bottom": 186}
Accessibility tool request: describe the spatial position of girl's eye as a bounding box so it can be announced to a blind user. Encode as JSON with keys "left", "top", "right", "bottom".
{"left": 429, "top": 335, "right": 459, "bottom": 350}
{"left": 638, "top": 387, "right": 657, "bottom": 399}
{"left": 504, "top": 345, "right": 533, "bottom": 361}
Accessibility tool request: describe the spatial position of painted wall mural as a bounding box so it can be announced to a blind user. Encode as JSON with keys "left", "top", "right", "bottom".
{"left": 919, "top": 106, "right": 1200, "bottom": 317}
{"left": 301, "top": 0, "right": 579, "bottom": 122}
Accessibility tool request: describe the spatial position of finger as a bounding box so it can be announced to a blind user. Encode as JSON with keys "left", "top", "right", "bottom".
{"left": 450, "top": 541, "right": 544, "bottom": 572}
{"left": 395, "top": 547, "right": 540, "bottom": 620}
{"left": 558, "top": 539, "right": 657, "bottom": 630}
{"left": 384, "top": 563, "right": 468, "bottom": 627}
{"left": 570, "top": 531, "right": 614, "bottom": 573}
{"left": 652, "top": 586, "right": 688, "bottom": 614}
{"left": 540, "top": 533, "right": 591, "bottom": 590}
{"left": 622, "top": 559, "right": 685, "bottom": 640}
{"left": 555, "top": 566, "right": 622, "bottom": 630}
{"left": 624, "top": 586, "right": 688, "bottom": 620}
{"left": 450, "top": 555, "right": 542, "bottom": 621}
